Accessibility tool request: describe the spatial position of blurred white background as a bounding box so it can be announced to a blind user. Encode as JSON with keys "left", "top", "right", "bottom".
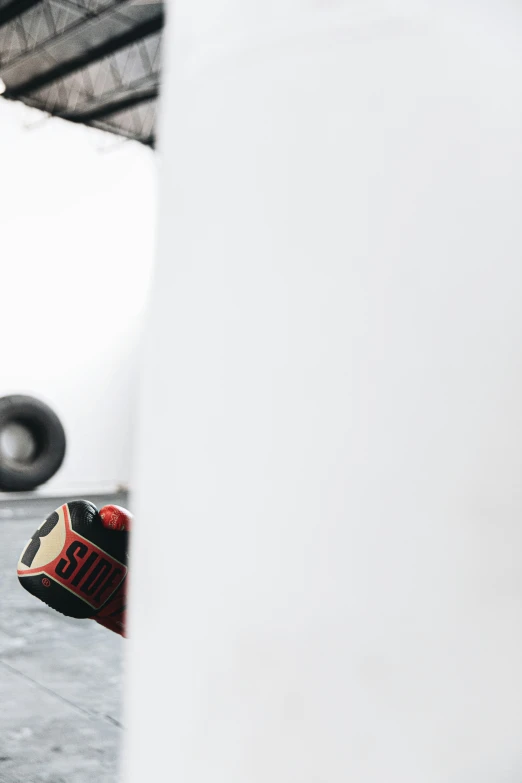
{"left": 0, "top": 102, "right": 157, "bottom": 492}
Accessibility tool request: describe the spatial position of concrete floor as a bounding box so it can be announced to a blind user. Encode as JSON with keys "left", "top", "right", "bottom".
{"left": 0, "top": 505, "right": 125, "bottom": 783}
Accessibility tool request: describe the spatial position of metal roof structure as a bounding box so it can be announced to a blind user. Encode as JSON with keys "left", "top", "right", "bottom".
{"left": 0, "top": 0, "right": 163, "bottom": 147}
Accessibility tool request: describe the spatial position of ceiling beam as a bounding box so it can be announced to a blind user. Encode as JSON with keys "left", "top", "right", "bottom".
{"left": 5, "top": 10, "right": 164, "bottom": 98}
{"left": 62, "top": 86, "right": 158, "bottom": 122}
{"left": 0, "top": 0, "right": 43, "bottom": 29}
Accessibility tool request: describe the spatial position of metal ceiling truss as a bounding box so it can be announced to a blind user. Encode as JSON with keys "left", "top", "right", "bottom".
{"left": 0, "top": 0, "right": 43, "bottom": 30}
{"left": 0, "top": 0, "right": 163, "bottom": 146}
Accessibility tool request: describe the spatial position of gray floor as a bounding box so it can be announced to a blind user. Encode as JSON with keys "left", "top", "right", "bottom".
{"left": 0, "top": 501, "right": 126, "bottom": 783}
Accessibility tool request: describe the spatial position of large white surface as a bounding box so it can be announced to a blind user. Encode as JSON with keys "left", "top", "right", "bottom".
{"left": 126, "top": 2, "right": 522, "bottom": 781}
{"left": 0, "top": 104, "right": 157, "bottom": 490}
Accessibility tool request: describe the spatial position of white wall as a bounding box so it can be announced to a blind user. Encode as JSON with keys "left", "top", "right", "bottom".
{"left": 127, "top": 2, "right": 522, "bottom": 781}
{"left": 0, "top": 102, "right": 157, "bottom": 491}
